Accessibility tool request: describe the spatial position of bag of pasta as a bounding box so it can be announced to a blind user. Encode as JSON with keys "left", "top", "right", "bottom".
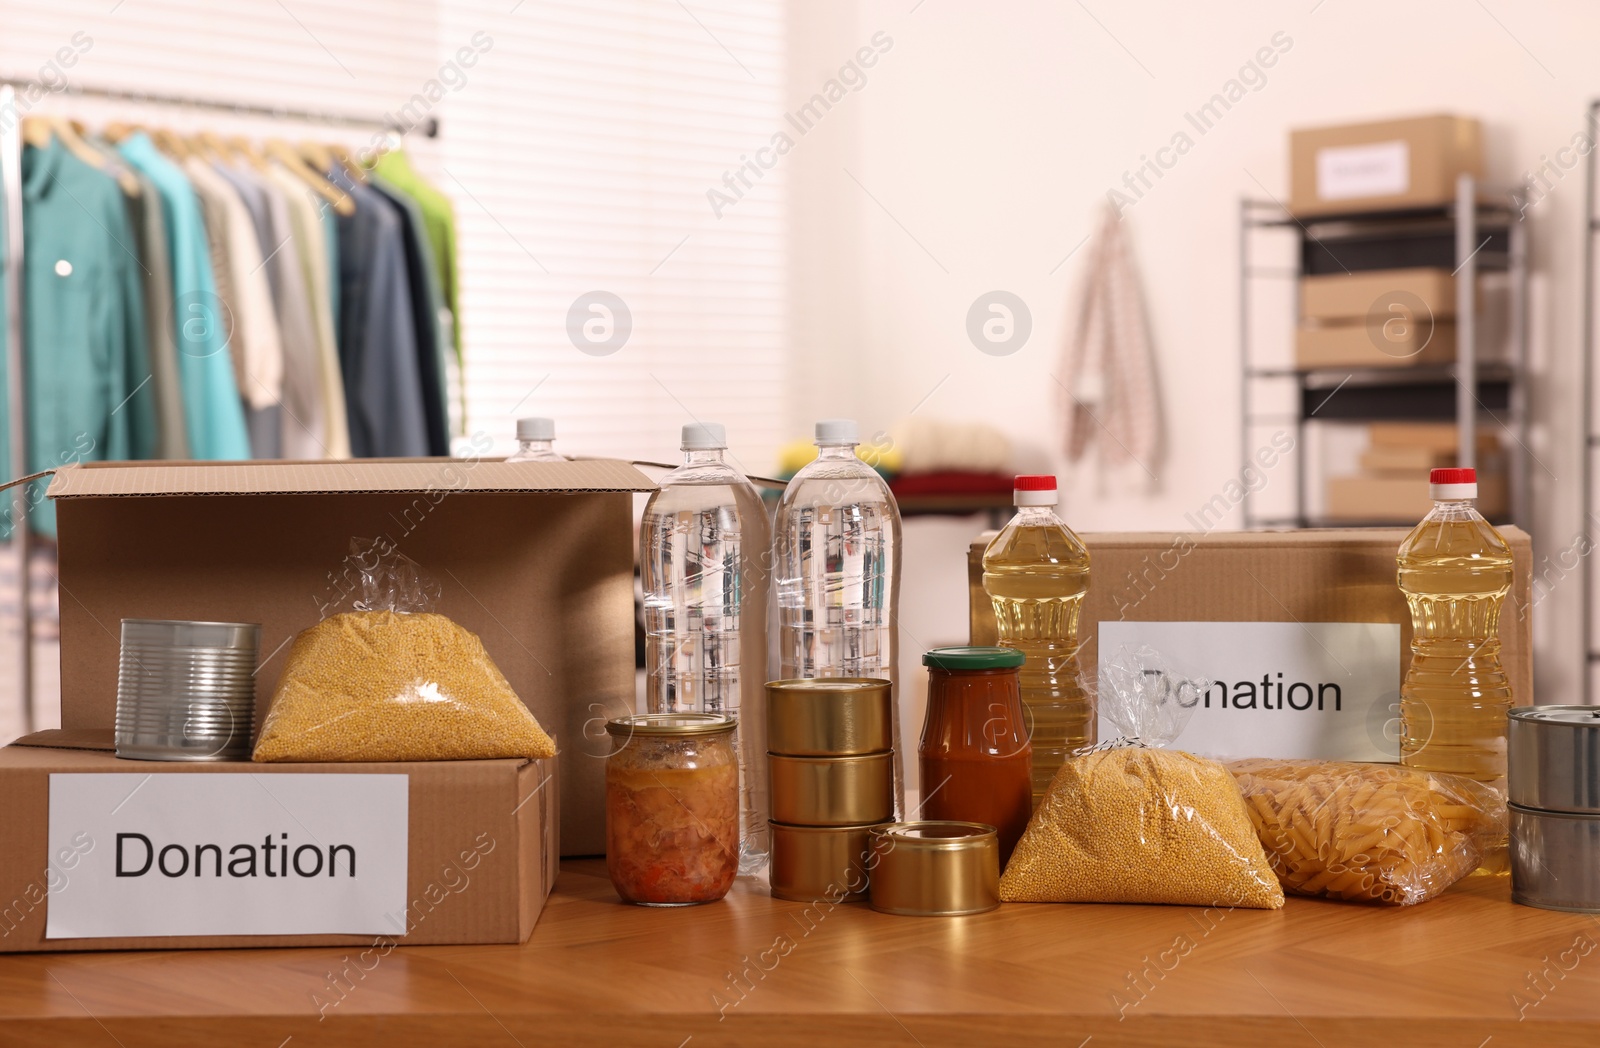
{"left": 1000, "top": 647, "right": 1284, "bottom": 909}
{"left": 253, "top": 540, "right": 556, "bottom": 763}
{"left": 1228, "top": 758, "right": 1503, "bottom": 905}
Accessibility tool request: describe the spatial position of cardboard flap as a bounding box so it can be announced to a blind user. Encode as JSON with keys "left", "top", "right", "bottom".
{"left": 46, "top": 459, "right": 656, "bottom": 498}
{"left": 13, "top": 728, "right": 115, "bottom": 751}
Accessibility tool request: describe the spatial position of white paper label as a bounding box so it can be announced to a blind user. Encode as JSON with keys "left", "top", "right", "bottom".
{"left": 1316, "top": 140, "right": 1410, "bottom": 201}
{"left": 1096, "top": 621, "right": 1402, "bottom": 761}
{"left": 46, "top": 774, "right": 408, "bottom": 939}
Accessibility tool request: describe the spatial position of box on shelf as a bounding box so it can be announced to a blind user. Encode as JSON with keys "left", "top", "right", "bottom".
{"left": 1295, "top": 319, "right": 1457, "bottom": 369}
{"left": 967, "top": 529, "right": 1532, "bottom": 761}
{"left": 1367, "top": 421, "right": 1500, "bottom": 454}
{"left": 1360, "top": 445, "right": 1458, "bottom": 474}
{"left": 1300, "top": 267, "right": 1456, "bottom": 324}
{"left": 0, "top": 458, "right": 650, "bottom": 953}
{"left": 1290, "top": 114, "right": 1482, "bottom": 217}
{"left": 1326, "top": 471, "right": 1508, "bottom": 522}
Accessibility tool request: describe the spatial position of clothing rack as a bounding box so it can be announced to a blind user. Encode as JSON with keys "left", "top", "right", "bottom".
{"left": 0, "top": 77, "right": 440, "bottom": 138}
{"left": 0, "top": 79, "right": 444, "bottom": 734}
{"left": 1, "top": 85, "right": 31, "bottom": 735}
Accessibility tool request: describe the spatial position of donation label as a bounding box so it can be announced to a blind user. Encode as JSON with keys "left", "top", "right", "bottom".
{"left": 1096, "top": 621, "right": 1402, "bottom": 761}
{"left": 46, "top": 773, "right": 408, "bottom": 939}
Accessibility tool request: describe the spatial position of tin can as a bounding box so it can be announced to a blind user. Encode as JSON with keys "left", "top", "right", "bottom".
{"left": 1509, "top": 706, "right": 1600, "bottom": 814}
{"left": 768, "top": 752, "right": 894, "bottom": 826}
{"left": 766, "top": 678, "right": 892, "bottom": 756}
{"left": 867, "top": 821, "right": 1000, "bottom": 917}
{"left": 114, "top": 619, "right": 261, "bottom": 761}
{"left": 768, "top": 821, "right": 883, "bottom": 902}
{"left": 1510, "top": 804, "right": 1600, "bottom": 913}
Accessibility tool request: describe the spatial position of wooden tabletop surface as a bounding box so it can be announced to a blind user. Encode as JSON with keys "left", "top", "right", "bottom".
{"left": 2, "top": 858, "right": 1598, "bottom": 1047}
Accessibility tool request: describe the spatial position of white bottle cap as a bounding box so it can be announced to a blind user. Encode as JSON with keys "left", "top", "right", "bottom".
{"left": 681, "top": 422, "right": 727, "bottom": 450}
{"left": 1013, "top": 474, "right": 1059, "bottom": 507}
{"left": 516, "top": 417, "right": 555, "bottom": 441}
{"left": 815, "top": 418, "right": 859, "bottom": 445}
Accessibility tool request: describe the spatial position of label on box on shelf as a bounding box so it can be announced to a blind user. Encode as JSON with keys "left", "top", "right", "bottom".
{"left": 1316, "top": 140, "right": 1409, "bottom": 201}
{"left": 1097, "top": 621, "right": 1402, "bottom": 761}
{"left": 45, "top": 773, "right": 409, "bottom": 939}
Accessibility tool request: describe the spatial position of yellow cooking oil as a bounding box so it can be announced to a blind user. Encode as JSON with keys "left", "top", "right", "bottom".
{"left": 982, "top": 483, "right": 1093, "bottom": 808}
{"left": 1397, "top": 470, "right": 1513, "bottom": 872}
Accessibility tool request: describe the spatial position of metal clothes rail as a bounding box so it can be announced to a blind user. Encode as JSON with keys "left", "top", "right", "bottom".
{"left": 0, "top": 77, "right": 441, "bottom": 734}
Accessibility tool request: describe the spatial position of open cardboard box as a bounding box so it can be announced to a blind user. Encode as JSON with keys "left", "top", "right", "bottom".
{"left": 0, "top": 458, "right": 650, "bottom": 952}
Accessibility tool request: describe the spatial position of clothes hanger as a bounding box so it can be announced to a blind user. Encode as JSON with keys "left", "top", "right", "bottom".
{"left": 325, "top": 143, "right": 366, "bottom": 183}
{"left": 42, "top": 116, "right": 142, "bottom": 197}
{"left": 227, "top": 135, "right": 272, "bottom": 174}
{"left": 20, "top": 116, "right": 53, "bottom": 150}
{"left": 298, "top": 139, "right": 335, "bottom": 174}
{"left": 265, "top": 138, "right": 355, "bottom": 216}
{"left": 153, "top": 127, "right": 194, "bottom": 162}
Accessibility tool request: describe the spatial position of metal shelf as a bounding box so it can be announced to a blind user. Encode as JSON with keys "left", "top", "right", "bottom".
{"left": 1240, "top": 175, "right": 1531, "bottom": 535}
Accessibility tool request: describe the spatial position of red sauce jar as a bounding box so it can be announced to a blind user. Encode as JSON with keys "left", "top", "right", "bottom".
{"left": 919, "top": 647, "right": 1033, "bottom": 866}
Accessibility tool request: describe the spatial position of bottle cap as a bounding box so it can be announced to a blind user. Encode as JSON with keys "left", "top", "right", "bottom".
{"left": 681, "top": 422, "right": 727, "bottom": 451}
{"left": 516, "top": 417, "right": 555, "bottom": 441}
{"left": 815, "top": 419, "right": 859, "bottom": 446}
{"left": 1429, "top": 467, "right": 1477, "bottom": 500}
{"left": 1013, "top": 474, "right": 1059, "bottom": 507}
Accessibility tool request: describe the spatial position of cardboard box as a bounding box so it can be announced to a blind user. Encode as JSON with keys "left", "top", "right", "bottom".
{"left": 1359, "top": 445, "right": 1458, "bottom": 473}
{"left": 1327, "top": 472, "right": 1507, "bottom": 521}
{"left": 1296, "top": 319, "right": 1457, "bottom": 369}
{"left": 1301, "top": 267, "right": 1455, "bottom": 324}
{"left": 0, "top": 729, "right": 558, "bottom": 952}
{"left": 1290, "top": 115, "right": 1482, "bottom": 216}
{"left": 967, "top": 529, "right": 1532, "bottom": 759}
{"left": 1368, "top": 421, "right": 1499, "bottom": 454}
{"left": 47, "top": 459, "right": 651, "bottom": 857}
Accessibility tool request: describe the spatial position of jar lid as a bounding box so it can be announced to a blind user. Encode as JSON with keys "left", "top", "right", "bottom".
{"left": 604, "top": 713, "right": 736, "bottom": 738}
{"left": 922, "top": 646, "right": 1025, "bottom": 670}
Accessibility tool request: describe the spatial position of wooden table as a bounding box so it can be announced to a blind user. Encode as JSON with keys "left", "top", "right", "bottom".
{"left": 3, "top": 859, "right": 1598, "bottom": 1046}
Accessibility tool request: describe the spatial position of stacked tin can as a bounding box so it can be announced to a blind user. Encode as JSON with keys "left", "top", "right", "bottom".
{"left": 766, "top": 678, "right": 894, "bottom": 901}
{"left": 1509, "top": 706, "right": 1600, "bottom": 912}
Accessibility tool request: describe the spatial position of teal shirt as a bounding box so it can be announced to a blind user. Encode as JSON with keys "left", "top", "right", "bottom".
{"left": 117, "top": 133, "right": 250, "bottom": 461}
{"left": 0, "top": 137, "right": 154, "bottom": 537}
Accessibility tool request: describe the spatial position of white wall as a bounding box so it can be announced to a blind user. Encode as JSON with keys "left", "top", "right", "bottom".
{"left": 788, "top": 0, "right": 1599, "bottom": 703}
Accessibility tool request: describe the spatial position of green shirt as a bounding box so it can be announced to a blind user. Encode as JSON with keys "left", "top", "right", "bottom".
{"left": 371, "top": 150, "right": 460, "bottom": 363}
{"left": 0, "top": 137, "right": 153, "bottom": 536}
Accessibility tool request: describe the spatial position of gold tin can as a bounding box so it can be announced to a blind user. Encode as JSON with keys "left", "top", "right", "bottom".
{"left": 766, "top": 678, "right": 892, "bottom": 756}
{"left": 867, "top": 821, "right": 1000, "bottom": 917}
{"left": 768, "top": 821, "right": 884, "bottom": 902}
{"left": 768, "top": 752, "right": 894, "bottom": 826}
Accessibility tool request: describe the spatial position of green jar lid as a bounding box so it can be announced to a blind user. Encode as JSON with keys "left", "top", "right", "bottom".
{"left": 922, "top": 646, "right": 1025, "bottom": 670}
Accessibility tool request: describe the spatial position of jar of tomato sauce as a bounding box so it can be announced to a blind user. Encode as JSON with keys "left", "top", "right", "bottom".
{"left": 919, "top": 647, "right": 1033, "bottom": 866}
{"left": 605, "top": 713, "right": 740, "bottom": 906}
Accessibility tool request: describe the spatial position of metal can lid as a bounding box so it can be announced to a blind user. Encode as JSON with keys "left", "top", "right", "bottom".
{"left": 922, "top": 646, "right": 1025, "bottom": 671}
{"left": 1510, "top": 706, "right": 1600, "bottom": 727}
{"left": 604, "top": 712, "right": 735, "bottom": 738}
{"left": 766, "top": 677, "right": 891, "bottom": 693}
{"left": 871, "top": 821, "right": 998, "bottom": 848}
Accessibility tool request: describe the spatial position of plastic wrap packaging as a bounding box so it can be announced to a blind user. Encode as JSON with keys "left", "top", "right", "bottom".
{"left": 1228, "top": 758, "right": 1503, "bottom": 905}
{"left": 999, "top": 646, "right": 1284, "bottom": 909}
{"left": 252, "top": 540, "right": 556, "bottom": 762}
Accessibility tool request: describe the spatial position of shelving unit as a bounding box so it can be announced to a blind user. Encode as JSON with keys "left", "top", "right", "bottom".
{"left": 1580, "top": 99, "right": 1600, "bottom": 703}
{"left": 1240, "top": 175, "right": 1530, "bottom": 530}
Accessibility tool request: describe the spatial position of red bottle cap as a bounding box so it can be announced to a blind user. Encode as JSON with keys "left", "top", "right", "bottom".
{"left": 1430, "top": 468, "right": 1475, "bottom": 485}
{"left": 1013, "top": 474, "right": 1059, "bottom": 506}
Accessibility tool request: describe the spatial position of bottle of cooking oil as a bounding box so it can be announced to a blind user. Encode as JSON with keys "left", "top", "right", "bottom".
{"left": 1398, "top": 466, "right": 1513, "bottom": 871}
{"left": 982, "top": 475, "right": 1092, "bottom": 808}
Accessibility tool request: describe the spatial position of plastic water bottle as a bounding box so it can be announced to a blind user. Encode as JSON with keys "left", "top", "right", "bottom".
{"left": 981, "top": 475, "right": 1093, "bottom": 809}
{"left": 774, "top": 419, "right": 904, "bottom": 817}
{"left": 505, "top": 417, "right": 566, "bottom": 462}
{"left": 640, "top": 422, "right": 771, "bottom": 872}
{"left": 1398, "top": 467, "right": 1514, "bottom": 796}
